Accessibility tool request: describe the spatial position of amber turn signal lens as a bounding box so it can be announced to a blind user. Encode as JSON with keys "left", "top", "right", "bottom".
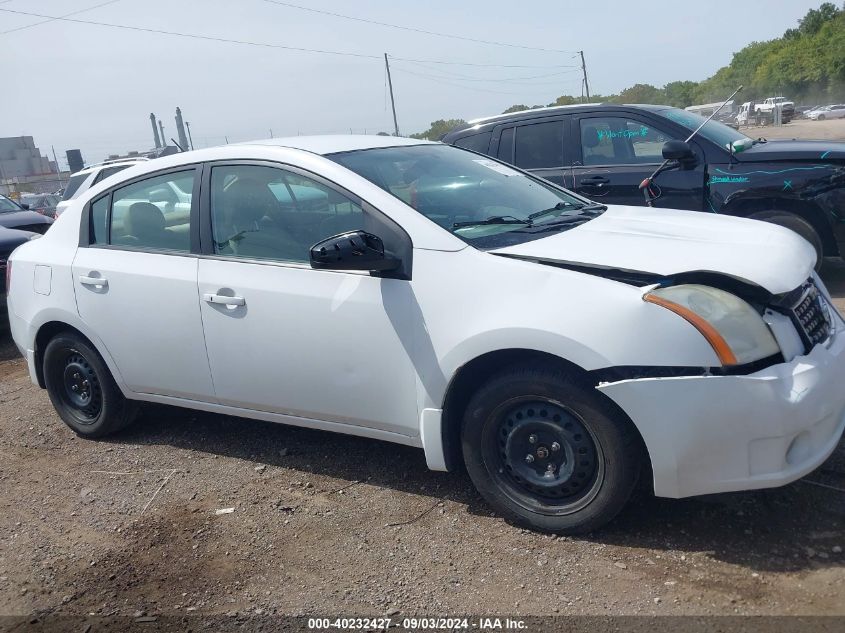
{"left": 644, "top": 293, "right": 738, "bottom": 366}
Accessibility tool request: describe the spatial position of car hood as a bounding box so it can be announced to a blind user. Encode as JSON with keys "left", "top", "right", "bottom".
{"left": 0, "top": 210, "right": 53, "bottom": 229}
{"left": 735, "top": 139, "right": 845, "bottom": 162}
{"left": 490, "top": 205, "right": 815, "bottom": 295}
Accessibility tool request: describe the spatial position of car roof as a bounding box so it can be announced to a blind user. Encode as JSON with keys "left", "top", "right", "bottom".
{"left": 448, "top": 103, "right": 674, "bottom": 137}
{"left": 241, "top": 134, "right": 433, "bottom": 154}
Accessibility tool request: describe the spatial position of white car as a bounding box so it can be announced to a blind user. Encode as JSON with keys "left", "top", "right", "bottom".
{"left": 808, "top": 105, "right": 845, "bottom": 121}
{"left": 55, "top": 157, "right": 150, "bottom": 217}
{"left": 7, "top": 136, "right": 845, "bottom": 533}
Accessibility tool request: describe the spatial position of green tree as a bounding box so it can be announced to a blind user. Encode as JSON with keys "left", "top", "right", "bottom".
{"left": 409, "top": 119, "right": 466, "bottom": 140}
{"left": 615, "top": 83, "right": 665, "bottom": 104}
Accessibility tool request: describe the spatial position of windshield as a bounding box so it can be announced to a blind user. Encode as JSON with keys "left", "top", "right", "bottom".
{"left": 330, "top": 144, "right": 600, "bottom": 248}
{"left": 0, "top": 195, "right": 22, "bottom": 213}
{"left": 657, "top": 107, "right": 750, "bottom": 150}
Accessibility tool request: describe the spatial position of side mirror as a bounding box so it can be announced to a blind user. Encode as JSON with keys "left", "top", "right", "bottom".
{"left": 19, "top": 203, "right": 30, "bottom": 210}
{"left": 662, "top": 140, "right": 695, "bottom": 161}
{"left": 310, "top": 230, "right": 401, "bottom": 272}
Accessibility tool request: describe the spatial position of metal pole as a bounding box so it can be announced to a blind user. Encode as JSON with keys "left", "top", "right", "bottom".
{"left": 384, "top": 53, "right": 400, "bottom": 136}
{"left": 185, "top": 122, "right": 194, "bottom": 150}
{"left": 579, "top": 50, "right": 590, "bottom": 102}
{"left": 51, "top": 145, "right": 65, "bottom": 188}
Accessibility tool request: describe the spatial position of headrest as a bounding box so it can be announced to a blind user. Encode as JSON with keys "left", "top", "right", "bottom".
{"left": 582, "top": 126, "right": 600, "bottom": 148}
{"left": 124, "top": 202, "right": 165, "bottom": 237}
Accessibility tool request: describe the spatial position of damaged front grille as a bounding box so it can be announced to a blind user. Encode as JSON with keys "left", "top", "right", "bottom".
{"left": 779, "top": 280, "right": 833, "bottom": 351}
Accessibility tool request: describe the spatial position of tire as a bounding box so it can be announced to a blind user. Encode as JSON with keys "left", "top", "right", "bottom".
{"left": 748, "top": 210, "right": 824, "bottom": 271}
{"left": 461, "top": 365, "right": 641, "bottom": 534}
{"left": 43, "top": 332, "right": 139, "bottom": 438}
{"left": 817, "top": 114, "right": 825, "bottom": 121}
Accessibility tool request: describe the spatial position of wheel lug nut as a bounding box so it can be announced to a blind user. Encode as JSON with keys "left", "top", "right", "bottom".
{"left": 551, "top": 442, "right": 560, "bottom": 452}
{"left": 71, "top": 385, "right": 78, "bottom": 391}
{"left": 525, "top": 454, "right": 535, "bottom": 463}
{"left": 528, "top": 434, "right": 537, "bottom": 444}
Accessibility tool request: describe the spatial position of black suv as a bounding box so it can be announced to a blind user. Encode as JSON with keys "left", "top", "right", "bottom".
{"left": 442, "top": 104, "right": 845, "bottom": 265}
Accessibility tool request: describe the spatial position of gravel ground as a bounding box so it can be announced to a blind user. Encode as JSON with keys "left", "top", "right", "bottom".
{"left": 0, "top": 261, "right": 843, "bottom": 620}
{"left": 739, "top": 116, "right": 845, "bottom": 141}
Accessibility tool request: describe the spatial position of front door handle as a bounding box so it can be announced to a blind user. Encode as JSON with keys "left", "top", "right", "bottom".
{"left": 580, "top": 176, "right": 610, "bottom": 185}
{"left": 79, "top": 275, "right": 108, "bottom": 288}
{"left": 203, "top": 293, "right": 245, "bottom": 307}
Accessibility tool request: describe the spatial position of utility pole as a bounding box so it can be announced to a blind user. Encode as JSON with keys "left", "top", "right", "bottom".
{"left": 185, "top": 122, "right": 195, "bottom": 150}
{"left": 384, "top": 53, "right": 400, "bottom": 137}
{"left": 579, "top": 50, "right": 591, "bottom": 102}
{"left": 269, "top": 128, "right": 274, "bottom": 139}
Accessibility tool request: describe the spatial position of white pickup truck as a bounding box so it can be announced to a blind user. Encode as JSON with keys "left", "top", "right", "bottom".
{"left": 756, "top": 97, "right": 795, "bottom": 122}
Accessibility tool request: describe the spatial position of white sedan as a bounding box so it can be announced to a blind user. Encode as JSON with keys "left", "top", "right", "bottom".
{"left": 807, "top": 104, "right": 845, "bottom": 120}
{"left": 7, "top": 136, "right": 845, "bottom": 533}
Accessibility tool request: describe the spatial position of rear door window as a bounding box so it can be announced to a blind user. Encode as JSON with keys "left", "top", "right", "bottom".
{"left": 92, "top": 170, "right": 195, "bottom": 251}
{"left": 513, "top": 120, "right": 564, "bottom": 169}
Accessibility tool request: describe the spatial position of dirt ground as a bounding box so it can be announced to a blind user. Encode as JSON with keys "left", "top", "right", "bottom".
{"left": 0, "top": 262, "right": 843, "bottom": 622}
{"left": 2, "top": 121, "right": 845, "bottom": 622}
{"left": 739, "top": 116, "right": 845, "bottom": 141}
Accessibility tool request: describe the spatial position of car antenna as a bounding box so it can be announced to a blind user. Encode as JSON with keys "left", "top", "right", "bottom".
{"left": 170, "top": 137, "right": 186, "bottom": 152}
{"left": 639, "top": 85, "right": 743, "bottom": 207}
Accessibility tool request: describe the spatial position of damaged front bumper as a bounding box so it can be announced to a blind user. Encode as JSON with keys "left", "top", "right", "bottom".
{"left": 597, "top": 327, "right": 845, "bottom": 499}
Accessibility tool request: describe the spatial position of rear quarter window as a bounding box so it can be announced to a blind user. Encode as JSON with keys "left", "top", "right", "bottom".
{"left": 61, "top": 173, "right": 90, "bottom": 200}
{"left": 453, "top": 131, "right": 492, "bottom": 155}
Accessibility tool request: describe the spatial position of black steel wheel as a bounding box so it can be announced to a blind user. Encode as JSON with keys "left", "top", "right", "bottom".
{"left": 43, "top": 332, "right": 139, "bottom": 438}
{"left": 484, "top": 399, "right": 604, "bottom": 514}
{"left": 462, "top": 365, "right": 641, "bottom": 534}
{"left": 59, "top": 352, "right": 103, "bottom": 423}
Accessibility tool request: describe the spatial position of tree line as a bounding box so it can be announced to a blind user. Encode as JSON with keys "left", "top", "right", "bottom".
{"left": 410, "top": 2, "right": 845, "bottom": 139}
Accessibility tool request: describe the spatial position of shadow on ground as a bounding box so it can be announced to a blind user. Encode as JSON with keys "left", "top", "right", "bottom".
{"left": 116, "top": 400, "right": 845, "bottom": 575}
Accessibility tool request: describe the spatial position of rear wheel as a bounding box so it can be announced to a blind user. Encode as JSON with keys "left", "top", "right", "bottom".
{"left": 748, "top": 210, "right": 823, "bottom": 271}
{"left": 462, "top": 366, "right": 641, "bottom": 534}
{"left": 43, "top": 333, "right": 138, "bottom": 438}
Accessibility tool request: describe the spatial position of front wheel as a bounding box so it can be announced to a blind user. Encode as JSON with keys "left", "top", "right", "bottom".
{"left": 817, "top": 114, "right": 826, "bottom": 121}
{"left": 462, "top": 366, "right": 641, "bottom": 534}
{"left": 43, "top": 332, "right": 139, "bottom": 438}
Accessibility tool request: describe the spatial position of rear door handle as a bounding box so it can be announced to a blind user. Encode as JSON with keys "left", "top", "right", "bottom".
{"left": 580, "top": 176, "right": 610, "bottom": 185}
{"left": 79, "top": 275, "right": 108, "bottom": 288}
{"left": 203, "top": 293, "right": 245, "bottom": 307}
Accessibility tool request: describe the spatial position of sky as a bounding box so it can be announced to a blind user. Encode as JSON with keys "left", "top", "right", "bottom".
{"left": 0, "top": 0, "right": 829, "bottom": 165}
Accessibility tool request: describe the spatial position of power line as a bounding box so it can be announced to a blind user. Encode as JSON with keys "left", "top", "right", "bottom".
{"left": 0, "top": 7, "right": 382, "bottom": 59}
{"left": 0, "top": 0, "right": 123, "bottom": 36}
{"left": 391, "top": 67, "right": 568, "bottom": 96}
{"left": 391, "top": 55, "right": 575, "bottom": 69}
{"left": 261, "top": 0, "right": 577, "bottom": 54}
{"left": 391, "top": 60, "right": 581, "bottom": 83}
{"left": 0, "top": 7, "right": 578, "bottom": 69}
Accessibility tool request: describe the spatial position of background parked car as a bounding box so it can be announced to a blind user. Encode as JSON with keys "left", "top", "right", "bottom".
{"left": 0, "top": 194, "right": 53, "bottom": 234}
{"left": 55, "top": 157, "right": 149, "bottom": 217}
{"left": 808, "top": 104, "right": 845, "bottom": 120}
{"left": 19, "top": 193, "right": 61, "bottom": 218}
{"left": 0, "top": 225, "right": 38, "bottom": 323}
{"left": 442, "top": 103, "right": 845, "bottom": 266}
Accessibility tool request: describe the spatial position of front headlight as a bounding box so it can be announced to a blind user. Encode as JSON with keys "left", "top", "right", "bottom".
{"left": 644, "top": 284, "right": 780, "bottom": 366}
